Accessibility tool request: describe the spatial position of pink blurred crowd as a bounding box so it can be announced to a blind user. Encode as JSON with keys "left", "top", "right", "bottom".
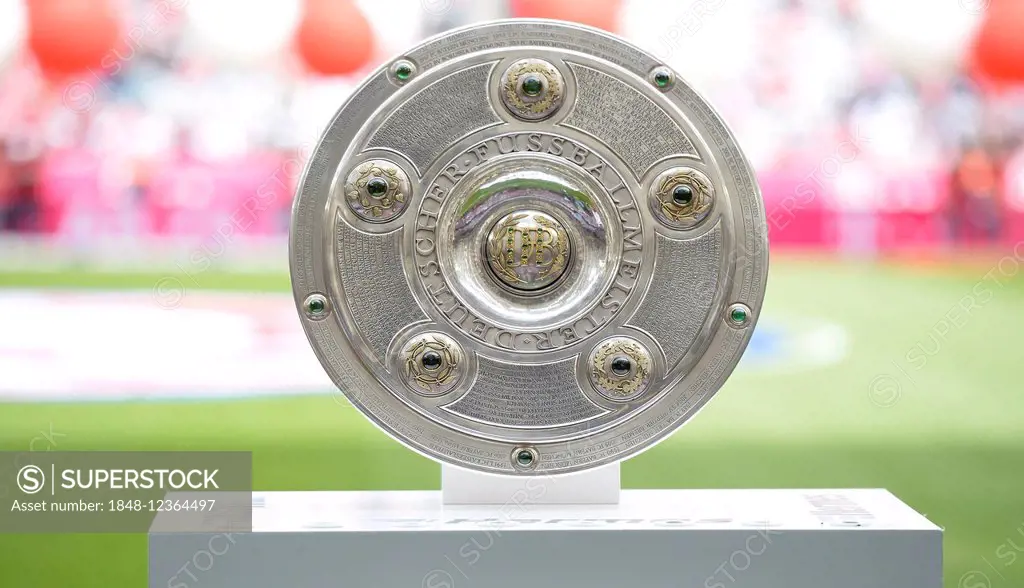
{"left": 1, "top": 0, "right": 1024, "bottom": 251}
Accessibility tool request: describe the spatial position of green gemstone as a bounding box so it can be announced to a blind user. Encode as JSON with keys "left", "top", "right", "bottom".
{"left": 308, "top": 298, "right": 325, "bottom": 314}
{"left": 421, "top": 350, "right": 442, "bottom": 370}
{"left": 730, "top": 307, "right": 747, "bottom": 323}
{"left": 521, "top": 75, "right": 544, "bottom": 96}
{"left": 395, "top": 64, "right": 413, "bottom": 80}
{"left": 611, "top": 356, "right": 632, "bottom": 376}
{"left": 516, "top": 450, "right": 534, "bottom": 467}
{"left": 672, "top": 184, "right": 693, "bottom": 206}
{"left": 366, "top": 178, "right": 388, "bottom": 197}
{"left": 654, "top": 71, "right": 671, "bottom": 88}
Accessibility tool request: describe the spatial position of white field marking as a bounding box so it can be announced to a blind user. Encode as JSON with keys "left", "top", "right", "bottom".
{"left": 735, "top": 317, "right": 850, "bottom": 376}
{"left": 0, "top": 290, "right": 848, "bottom": 401}
{"left": 0, "top": 290, "right": 334, "bottom": 401}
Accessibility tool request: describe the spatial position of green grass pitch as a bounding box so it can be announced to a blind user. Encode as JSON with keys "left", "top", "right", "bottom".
{"left": 0, "top": 256, "right": 1022, "bottom": 587}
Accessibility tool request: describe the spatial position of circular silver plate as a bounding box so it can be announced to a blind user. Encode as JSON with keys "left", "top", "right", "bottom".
{"left": 290, "top": 19, "right": 768, "bottom": 475}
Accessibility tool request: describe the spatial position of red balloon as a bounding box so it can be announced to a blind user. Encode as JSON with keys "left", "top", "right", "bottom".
{"left": 511, "top": 0, "right": 622, "bottom": 33}
{"left": 296, "top": 0, "right": 375, "bottom": 76}
{"left": 27, "top": 0, "right": 121, "bottom": 77}
{"left": 971, "top": 0, "right": 1024, "bottom": 84}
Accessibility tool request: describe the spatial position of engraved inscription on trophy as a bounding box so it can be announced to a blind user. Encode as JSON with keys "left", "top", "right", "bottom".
{"left": 413, "top": 131, "right": 647, "bottom": 353}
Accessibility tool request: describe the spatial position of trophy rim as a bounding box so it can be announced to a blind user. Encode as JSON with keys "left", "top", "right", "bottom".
{"left": 289, "top": 18, "right": 769, "bottom": 475}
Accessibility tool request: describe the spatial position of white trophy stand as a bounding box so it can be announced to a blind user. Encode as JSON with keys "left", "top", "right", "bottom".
{"left": 149, "top": 462, "right": 941, "bottom": 587}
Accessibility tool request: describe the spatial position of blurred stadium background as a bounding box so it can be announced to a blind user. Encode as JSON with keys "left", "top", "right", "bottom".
{"left": 1, "top": 0, "right": 1024, "bottom": 586}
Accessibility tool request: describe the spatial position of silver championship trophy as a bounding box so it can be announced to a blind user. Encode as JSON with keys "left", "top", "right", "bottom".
{"left": 290, "top": 19, "right": 768, "bottom": 477}
{"left": 146, "top": 18, "right": 939, "bottom": 588}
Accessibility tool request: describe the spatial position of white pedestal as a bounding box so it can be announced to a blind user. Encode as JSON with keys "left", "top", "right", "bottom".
{"left": 148, "top": 489, "right": 941, "bottom": 588}
{"left": 441, "top": 463, "right": 620, "bottom": 505}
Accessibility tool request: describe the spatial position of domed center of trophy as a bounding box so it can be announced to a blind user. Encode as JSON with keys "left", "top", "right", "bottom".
{"left": 485, "top": 210, "right": 571, "bottom": 293}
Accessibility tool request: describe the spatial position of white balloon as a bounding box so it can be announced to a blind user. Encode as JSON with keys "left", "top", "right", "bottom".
{"left": 858, "top": 0, "right": 984, "bottom": 80}
{"left": 0, "top": 0, "right": 26, "bottom": 70}
{"left": 187, "top": 0, "right": 301, "bottom": 65}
